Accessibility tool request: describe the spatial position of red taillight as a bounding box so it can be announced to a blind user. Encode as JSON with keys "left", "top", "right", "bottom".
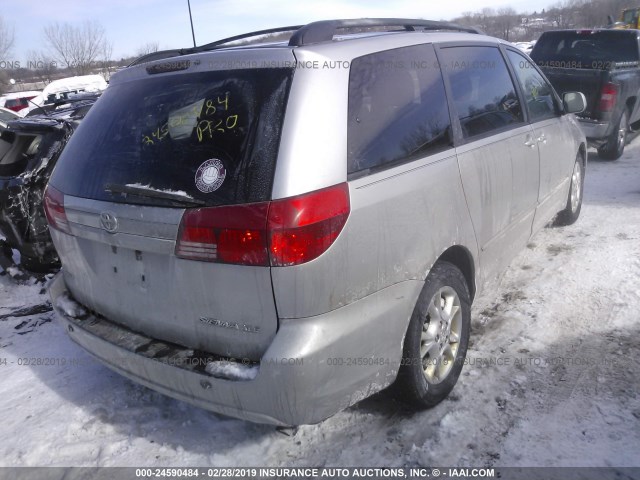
{"left": 599, "top": 82, "right": 618, "bottom": 112}
{"left": 176, "top": 203, "right": 270, "bottom": 265}
{"left": 175, "top": 183, "right": 350, "bottom": 267}
{"left": 268, "top": 183, "right": 350, "bottom": 266}
{"left": 43, "top": 185, "right": 71, "bottom": 234}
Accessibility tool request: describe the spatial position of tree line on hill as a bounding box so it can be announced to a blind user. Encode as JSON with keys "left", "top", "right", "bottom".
{"left": 453, "top": 0, "right": 640, "bottom": 41}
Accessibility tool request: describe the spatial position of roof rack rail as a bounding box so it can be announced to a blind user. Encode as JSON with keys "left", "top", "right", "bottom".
{"left": 197, "top": 25, "right": 303, "bottom": 50}
{"left": 129, "top": 26, "right": 303, "bottom": 66}
{"left": 127, "top": 18, "right": 482, "bottom": 67}
{"left": 288, "top": 18, "right": 483, "bottom": 46}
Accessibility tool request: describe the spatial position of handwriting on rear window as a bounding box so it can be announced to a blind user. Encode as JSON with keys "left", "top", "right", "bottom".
{"left": 142, "top": 92, "right": 238, "bottom": 146}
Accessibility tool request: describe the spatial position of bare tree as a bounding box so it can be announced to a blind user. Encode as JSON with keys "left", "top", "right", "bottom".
{"left": 452, "top": 11, "right": 476, "bottom": 28}
{"left": 136, "top": 42, "right": 160, "bottom": 57}
{"left": 27, "top": 50, "right": 57, "bottom": 84}
{"left": 99, "top": 41, "right": 114, "bottom": 81}
{"left": 474, "top": 8, "right": 497, "bottom": 36}
{"left": 0, "top": 16, "right": 15, "bottom": 60}
{"left": 43, "top": 21, "right": 112, "bottom": 75}
{"left": 495, "top": 8, "right": 518, "bottom": 40}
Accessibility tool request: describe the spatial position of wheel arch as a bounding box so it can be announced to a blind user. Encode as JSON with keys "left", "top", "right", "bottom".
{"left": 437, "top": 245, "right": 476, "bottom": 302}
{"left": 625, "top": 96, "right": 636, "bottom": 116}
{"left": 578, "top": 142, "right": 587, "bottom": 166}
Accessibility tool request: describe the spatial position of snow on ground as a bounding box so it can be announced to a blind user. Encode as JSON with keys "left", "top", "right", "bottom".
{"left": 1, "top": 141, "right": 640, "bottom": 468}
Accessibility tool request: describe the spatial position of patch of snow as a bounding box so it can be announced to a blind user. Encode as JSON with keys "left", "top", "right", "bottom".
{"left": 124, "top": 183, "right": 193, "bottom": 199}
{"left": 205, "top": 360, "right": 259, "bottom": 381}
{"left": 6, "top": 266, "right": 20, "bottom": 277}
{"left": 54, "top": 293, "right": 87, "bottom": 318}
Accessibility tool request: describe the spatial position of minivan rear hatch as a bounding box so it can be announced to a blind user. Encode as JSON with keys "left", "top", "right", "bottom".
{"left": 48, "top": 52, "right": 295, "bottom": 360}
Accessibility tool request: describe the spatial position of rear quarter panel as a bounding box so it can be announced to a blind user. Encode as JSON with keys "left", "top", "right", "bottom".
{"left": 271, "top": 150, "right": 478, "bottom": 319}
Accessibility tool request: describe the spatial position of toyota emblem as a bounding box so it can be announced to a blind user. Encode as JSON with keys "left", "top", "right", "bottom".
{"left": 99, "top": 212, "right": 118, "bottom": 233}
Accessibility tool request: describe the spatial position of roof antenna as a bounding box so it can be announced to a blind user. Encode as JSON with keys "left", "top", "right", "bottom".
{"left": 187, "top": 0, "right": 197, "bottom": 47}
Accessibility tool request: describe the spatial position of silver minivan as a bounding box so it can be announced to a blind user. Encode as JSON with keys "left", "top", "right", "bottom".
{"left": 46, "top": 19, "right": 587, "bottom": 426}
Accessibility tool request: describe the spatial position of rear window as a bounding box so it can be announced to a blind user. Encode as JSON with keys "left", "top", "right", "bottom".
{"left": 50, "top": 68, "right": 293, "bottom": 207}
{"left": 531, "top": 31, "right": 640, "bottom": 68}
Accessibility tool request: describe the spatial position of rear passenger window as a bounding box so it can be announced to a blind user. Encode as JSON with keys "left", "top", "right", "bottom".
{"left": 439, "top": 46, "right": 523, "bottom": 139}
{"left": 347, "top": 44, "right": 452, "bottom": 174}
{"left": 506, "top": 50, "right": 557, "bottom": 122}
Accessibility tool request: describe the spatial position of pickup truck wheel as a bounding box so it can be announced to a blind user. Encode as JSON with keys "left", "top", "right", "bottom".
{"left": 395, "top": 261, "right": 470, "bottom": 408}
{"left": 598, "top": 110, "right": 628, "bottom": 160}
{"left": 554, "top": 154, "right": 584, "bottom": 226}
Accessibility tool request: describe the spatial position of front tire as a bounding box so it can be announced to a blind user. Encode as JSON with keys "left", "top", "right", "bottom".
{"left": 598, "top": 110, "right": 628, "bottom": 160}
{"left": 554, "top": 154, "right": 584, "bottom": 226}
{"left": 396, "top": 261, "right": 471, "bottom": 408}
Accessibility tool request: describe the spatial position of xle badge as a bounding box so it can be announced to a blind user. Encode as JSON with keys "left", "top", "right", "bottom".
{"left": 195, "top": 158, "right": 226, "bottom": 193}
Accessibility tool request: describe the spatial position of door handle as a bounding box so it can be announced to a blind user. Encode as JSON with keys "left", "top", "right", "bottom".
{"left": 537, "top": 134, "right": 547, "bottom": 144}
{"left": 524, "top": 136, "right": 536, "bottom": 148}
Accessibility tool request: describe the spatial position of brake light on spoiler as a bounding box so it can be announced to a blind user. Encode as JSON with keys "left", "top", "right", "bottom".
{"left": 176, "top": 183, "right": 350, "bottom": 267}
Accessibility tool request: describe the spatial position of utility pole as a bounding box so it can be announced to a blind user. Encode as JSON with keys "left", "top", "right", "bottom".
{"left": 187, "top": 0, "right": 197, "bottom": 47}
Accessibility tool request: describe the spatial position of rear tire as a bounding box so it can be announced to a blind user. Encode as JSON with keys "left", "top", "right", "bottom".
{"left": 396, "top": 261, "right": 471, "bottom": 408}
{"left": 598, "top": 110, "right": 628, "bottom": 160}
{"left": 554, "top": 153, "right": 584, "bottom": 226}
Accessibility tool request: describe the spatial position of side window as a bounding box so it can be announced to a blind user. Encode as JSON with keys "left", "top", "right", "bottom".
{"left": 347, "top": 44, "right": 452, "bottom": 174}
{"left": 439, "top": 46, "right": 524, "bottom": 140}
{"left": 507, "top": 50, "right": 558, "bottom": 122}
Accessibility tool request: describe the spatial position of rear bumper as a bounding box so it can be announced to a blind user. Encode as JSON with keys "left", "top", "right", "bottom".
{"left": 577, "top": 118, "right": 610, "bottom": 144}
{"left": 49, "top": 272, "right": 421, "bottom": 426}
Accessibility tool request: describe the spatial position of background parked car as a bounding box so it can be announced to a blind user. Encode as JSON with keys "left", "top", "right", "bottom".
{"left": 0, "top": 91, "right": 42, "bottom": 117}
{"left": 0, "top": 95, "right": 99, "bottom": 273}
{"left": 25, "top": 75, "right": 107, "bottom": 115}
{"left": 514, "top": 41, "right": 535, "bottom": 54}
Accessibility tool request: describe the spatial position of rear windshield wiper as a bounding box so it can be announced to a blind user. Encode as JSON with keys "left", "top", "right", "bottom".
{"left": 104, "top": 183, "right": 206, "bottom": 206}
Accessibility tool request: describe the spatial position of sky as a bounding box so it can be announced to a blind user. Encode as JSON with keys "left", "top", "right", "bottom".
{"left": 4, "top": 0, "right": 554, "bottom": 62}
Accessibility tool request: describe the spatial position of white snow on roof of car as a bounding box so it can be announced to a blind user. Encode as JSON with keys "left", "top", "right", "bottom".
{"left": 42, "top": 75, "right": 107, "bottom": 96}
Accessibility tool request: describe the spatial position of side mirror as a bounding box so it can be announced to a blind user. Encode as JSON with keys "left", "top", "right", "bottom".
{"left": 563, "top": 92, "right": 587, "bottom": 114}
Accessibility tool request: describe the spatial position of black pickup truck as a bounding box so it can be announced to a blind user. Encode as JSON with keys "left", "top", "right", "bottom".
{"left": 531, "top": 29, "right": 640, "bottom": 159}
